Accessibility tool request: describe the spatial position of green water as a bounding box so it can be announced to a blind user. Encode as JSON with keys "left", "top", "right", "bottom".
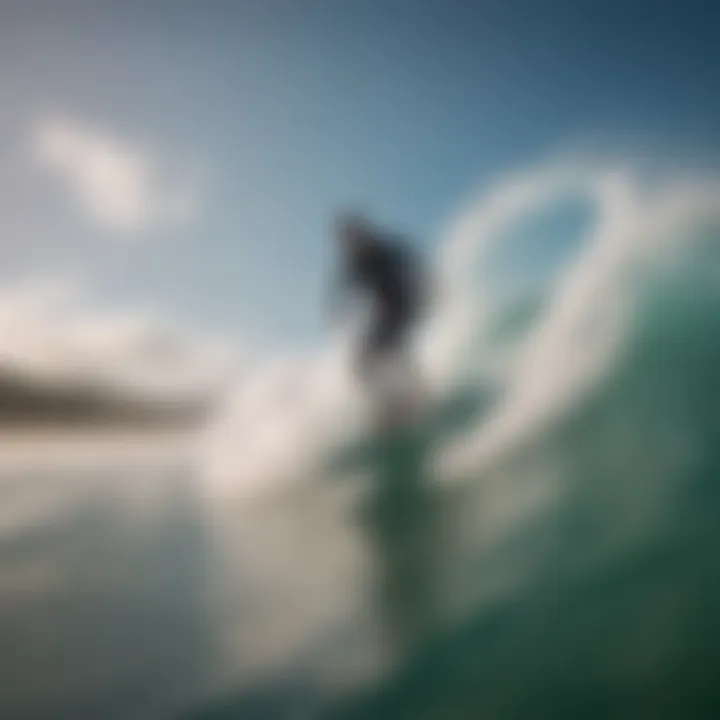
{"left": 324, "top": 264, "right": 720, "bottom": 719}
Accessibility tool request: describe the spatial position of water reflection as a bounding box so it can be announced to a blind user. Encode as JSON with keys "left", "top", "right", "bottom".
{"left": 0, "top": 445, "right": 212, "bottom": 719}
{"left": 343, "top": 388, "right": 488, "bottom": 663}
{"left": 0, "top": 391, "right": 486, "bottom": 720}
{"left": 358, "top": 425, "right": 446, "bottom": 660}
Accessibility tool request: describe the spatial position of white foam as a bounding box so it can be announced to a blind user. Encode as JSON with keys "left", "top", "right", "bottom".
{"left": 440, "top": 165, "right": 720, "bottom": 477}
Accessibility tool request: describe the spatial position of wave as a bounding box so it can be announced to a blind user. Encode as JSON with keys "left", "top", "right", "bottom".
{"left": 320, "top": 171, "right": 720, "bottom": 720}
{"left": 202, "top": 158, "right": 720, "bottom": 499}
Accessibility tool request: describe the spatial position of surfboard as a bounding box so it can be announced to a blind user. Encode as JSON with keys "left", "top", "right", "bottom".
{"left": 326, "top": 384, "right": 494, "bottom": 477}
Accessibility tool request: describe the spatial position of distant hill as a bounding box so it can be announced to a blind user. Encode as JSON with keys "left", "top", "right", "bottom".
{"left": 0, "top": 365, "right": 214, "bottom": 429}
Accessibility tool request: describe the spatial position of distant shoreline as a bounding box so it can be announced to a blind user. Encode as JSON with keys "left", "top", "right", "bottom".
{"left": 0, "top": 426, "right": 205, "bottom": 468}
{"left": 0, "top": 367, "right": 216, "bottom": 432}
{"left": 0, "top": 416, "right": 209, "bottom": 432}
{"left": 0, "top": 425, "right": 203, "bottom": 449}
{"left": 0, "top": 424, "right": 203, "bottom": 439}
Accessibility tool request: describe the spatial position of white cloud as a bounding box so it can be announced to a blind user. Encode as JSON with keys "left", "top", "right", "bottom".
{"left": 31, "top": 115, "right": 201, "bottom": 234}
{"left": 0, "top": 277, "right": 238, "bottom": 401}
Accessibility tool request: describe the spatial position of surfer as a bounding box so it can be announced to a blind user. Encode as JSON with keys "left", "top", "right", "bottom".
{"left": 330, "top": 212, "right": 430, "bottom": 410}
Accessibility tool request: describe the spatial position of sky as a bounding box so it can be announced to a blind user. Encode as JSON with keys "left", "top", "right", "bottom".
{"left": 1, "top": 0, "right": 719, "bottom": 356}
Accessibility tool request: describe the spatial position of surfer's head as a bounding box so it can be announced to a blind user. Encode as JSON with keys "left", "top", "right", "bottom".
{"left": 336, "top": 210, "right": 373, "bottom": 256}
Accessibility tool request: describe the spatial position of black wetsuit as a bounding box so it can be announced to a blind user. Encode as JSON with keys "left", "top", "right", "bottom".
{"left": 337, "top": 234, "right": 425, "bottom": 379}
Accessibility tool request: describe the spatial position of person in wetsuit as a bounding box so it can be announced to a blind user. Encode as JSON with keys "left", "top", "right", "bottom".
{"left": 331, "top": 212, "right": 429, "bottom": 390}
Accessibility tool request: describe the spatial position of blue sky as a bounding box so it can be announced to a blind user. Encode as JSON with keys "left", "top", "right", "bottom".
{"left": 1, "top": 0, "right": 718, "bottom": 350}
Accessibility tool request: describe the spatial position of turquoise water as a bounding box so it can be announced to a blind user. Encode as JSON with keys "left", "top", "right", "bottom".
{"left": 325, "top": 264, "right": 720, "bottom": 719}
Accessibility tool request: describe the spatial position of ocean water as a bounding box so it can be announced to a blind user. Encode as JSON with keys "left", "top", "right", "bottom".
{"left": 1, "top": 163, "right": 719, "bottom": 719}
